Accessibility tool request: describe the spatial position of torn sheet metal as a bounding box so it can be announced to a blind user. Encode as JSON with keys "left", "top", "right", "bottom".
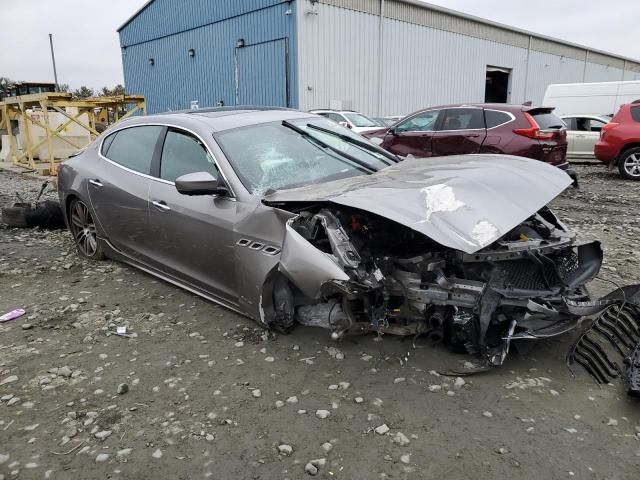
{"left": 264, "top": 155, "right": 572, "bottom": 254}
{"left": 278, "top": 219, "right": 350, "bottom": 298}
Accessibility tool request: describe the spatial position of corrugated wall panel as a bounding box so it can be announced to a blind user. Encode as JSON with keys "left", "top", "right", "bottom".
{"left": 298, "top": 1, "right": 640, "bottom": 116}
{"left": 297, "top": 4, "right": 380, "bottom": 112}
{"left": 379, "top": 19, "right": 527, "bottom": 115}
{"left": 122, "top": 2, "right": 297, "bottom": 113}
{"left": 119, "top": 0, "right": 286, "bottom": 47}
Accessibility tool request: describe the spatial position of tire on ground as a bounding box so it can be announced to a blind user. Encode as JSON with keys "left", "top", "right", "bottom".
{"left": 617, "top": 146, "right": 640, "bottom": 181}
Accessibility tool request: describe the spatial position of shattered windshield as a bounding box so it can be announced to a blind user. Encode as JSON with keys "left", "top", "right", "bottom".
{"left": 215, "top": 118, "right": 390, "bottom": 195}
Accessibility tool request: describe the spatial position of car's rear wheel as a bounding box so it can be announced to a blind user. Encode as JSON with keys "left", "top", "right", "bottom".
{"left": 618, "top": 147, "right": 640, "bottom": 180}
{"left": 68, "top": 198, "right": 105, "bottom": 260}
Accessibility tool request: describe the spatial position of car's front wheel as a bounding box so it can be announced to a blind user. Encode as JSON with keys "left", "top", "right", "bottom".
{"left": 68, "top": 198, "right": 105, "bottom": 260}
{"left": 618, "top": 147, "right": 640, "bottom": 180}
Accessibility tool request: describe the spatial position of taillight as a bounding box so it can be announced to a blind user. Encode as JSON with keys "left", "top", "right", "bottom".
{"left": 600, "top": 122, "right": 619, "bottom": 139}
{"left": 513, "top": 112, "right": 561, "bottom": 140}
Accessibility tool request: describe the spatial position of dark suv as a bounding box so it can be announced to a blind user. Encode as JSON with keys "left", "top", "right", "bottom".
{"left": 363, "top": 103, "right": 569, "bottom": 169}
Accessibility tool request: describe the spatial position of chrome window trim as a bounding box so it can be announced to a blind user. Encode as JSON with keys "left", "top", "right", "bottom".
{"left": 98, "top": 122, "right": 237, "bottom": 199}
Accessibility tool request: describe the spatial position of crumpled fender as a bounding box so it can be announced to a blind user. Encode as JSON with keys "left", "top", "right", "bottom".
{"left": 278, "top": 218, "right": 349, "bottom": 299}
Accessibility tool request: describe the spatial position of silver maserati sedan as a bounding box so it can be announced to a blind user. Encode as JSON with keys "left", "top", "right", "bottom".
{"left": 58, "top": 107, "right": 622, "bottom": 370}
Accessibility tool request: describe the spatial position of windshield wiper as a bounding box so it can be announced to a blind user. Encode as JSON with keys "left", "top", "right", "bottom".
{"left": 305, "top": 123, "right": 399, "bottom": 164}
{"left": 281, "top": 120, "right": 378, "bottom": 173}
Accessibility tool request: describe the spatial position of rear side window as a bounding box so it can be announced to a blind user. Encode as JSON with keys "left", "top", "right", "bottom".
{"left": 530, "top": 111, "right": 565, "bottom": 130}
{"left": 103, "top": 126, "right": 163, "bottom": 174}
{"left": 631, "top": 106, "right": 640, "bottom": 122}
{"left": 484, "top": 110, "right": 513, "bottom": 128}
{"left": 160, "top": 129, "right": 218, "bottom": 182}
{"left": 440, "top": 108, "right": 485, "bottom": 130}
{"left": 562, "top": 117, "right": 577, "bottom": 130}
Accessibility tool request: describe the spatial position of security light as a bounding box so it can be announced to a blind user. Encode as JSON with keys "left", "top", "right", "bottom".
{"left": 148, "top": 58, "right": 155, "bottom": 66}
{"left": 188, "top": 48, "right": 195, "bottom": 57}
{"left": 236, "top": 39, "right": 245, "bottom": 48}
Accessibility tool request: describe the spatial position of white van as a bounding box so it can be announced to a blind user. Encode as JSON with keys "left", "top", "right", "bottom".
{"left": 543, "top": 81, "right": 640, "bottom": 117}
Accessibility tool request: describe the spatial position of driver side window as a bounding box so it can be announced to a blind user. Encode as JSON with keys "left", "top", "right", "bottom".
{"left": 160, "top": 129, "right": 218, "bottom": 183}
{"left": 395, "top": 110, "right": 440, "bottom": 133}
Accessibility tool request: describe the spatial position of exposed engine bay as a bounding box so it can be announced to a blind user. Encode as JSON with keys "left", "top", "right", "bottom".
{"left": 275, "top": 205, "right": 606, "bottom": 368}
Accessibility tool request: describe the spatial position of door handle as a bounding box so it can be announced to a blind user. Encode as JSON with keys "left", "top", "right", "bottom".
{"left": 89, "top": 179, "right": 103, "bottom": 188}
{"left": 575, "top": 135, "right": 586, "bottom": 138}
{"left": 152, "top": 200, "right": 171, "bottom": 211}
{"left": 466, "top": 133, "right": 481, "bottom": 138}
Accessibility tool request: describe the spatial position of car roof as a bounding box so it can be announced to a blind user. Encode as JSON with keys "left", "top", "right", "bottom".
{"left": 117, "top": 107, "right": 318, "bottom": 132}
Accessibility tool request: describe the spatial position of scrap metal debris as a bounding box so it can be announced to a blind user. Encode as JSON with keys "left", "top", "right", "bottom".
{"left": 567, "top": 288, "right": 640, "bottom": 397}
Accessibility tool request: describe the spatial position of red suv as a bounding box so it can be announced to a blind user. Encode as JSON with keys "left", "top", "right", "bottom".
{"left": 594, "top": 103, "right": 640, "bottom": 180}
{"left": 363, "top": 104, "right": 569, "bottom": 169}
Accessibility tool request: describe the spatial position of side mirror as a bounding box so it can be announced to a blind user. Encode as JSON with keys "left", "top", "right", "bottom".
{"left": 175, "top": 171, "right": 229, "bottom": 196}
{"left": 338, "top": 121, "right": 351, "bottom": 129}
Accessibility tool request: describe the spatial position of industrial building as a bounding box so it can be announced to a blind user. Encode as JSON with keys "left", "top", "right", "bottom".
{"left": 118, "top": 0, "right": 640, "bottom": 115}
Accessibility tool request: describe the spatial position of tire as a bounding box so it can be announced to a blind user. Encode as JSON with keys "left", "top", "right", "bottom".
{"left": 2, "top": 205, "right": 31, "bottom": 227}
{"left": 617, "top": 147, "right": 640, "bottom": 180}
{"left": 68, "top": 198, "right": 105, "bottom": 260}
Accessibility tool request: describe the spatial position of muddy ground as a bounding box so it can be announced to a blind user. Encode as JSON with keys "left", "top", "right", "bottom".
{"left": 0, "top": 165, "right": 639, "bottom": 480}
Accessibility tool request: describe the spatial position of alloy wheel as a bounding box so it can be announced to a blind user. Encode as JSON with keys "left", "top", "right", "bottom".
{"left": 622, "top": 153, "right": 640, "bottom": 178}
{"left": 69, "top": 200, "right": 98, "bottom": 257}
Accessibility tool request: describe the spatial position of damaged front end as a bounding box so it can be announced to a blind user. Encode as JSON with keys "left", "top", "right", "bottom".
{"left": 275, "top": 205, "right": 604, "bottom": 367}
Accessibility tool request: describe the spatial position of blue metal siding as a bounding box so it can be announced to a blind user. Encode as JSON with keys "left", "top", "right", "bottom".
{"left": 119, "top": 0, "right": 286, "bottom": 47}
{"left": 120, "top": 1, "right": 298, "bottom": 113}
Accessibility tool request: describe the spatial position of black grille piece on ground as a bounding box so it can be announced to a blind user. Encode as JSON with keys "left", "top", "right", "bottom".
{"left": 567, "top": 304, "right": 640, "bottom": 397}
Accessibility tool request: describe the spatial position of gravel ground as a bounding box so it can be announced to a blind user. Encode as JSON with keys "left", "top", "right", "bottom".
{"left": 0, "top": 165, "right": 639, "bottom": 480}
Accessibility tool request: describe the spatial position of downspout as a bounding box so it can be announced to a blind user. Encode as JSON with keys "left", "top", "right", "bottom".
{"left": 582, "top": 50, "right": 589, "bottom": 82}
{"left": 623, "top": 59, "right": 627, "bottom": 81}
{"left": 376, "top": 0, "right": 385, "bottom": 117}
{"left": 523, "top": 35, "right": 531, "bottom": 103}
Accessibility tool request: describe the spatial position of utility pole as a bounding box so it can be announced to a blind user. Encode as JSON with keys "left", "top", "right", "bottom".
{"left": 49, "top": 33, "right": 59, "bottom": 91}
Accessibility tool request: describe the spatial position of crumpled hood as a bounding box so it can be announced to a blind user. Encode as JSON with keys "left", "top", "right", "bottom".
{"left": 263, "top": 155, "right": 572, "bottom": 254}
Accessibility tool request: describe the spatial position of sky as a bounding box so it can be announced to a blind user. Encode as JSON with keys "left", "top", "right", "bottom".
{"left": 0, "top": 0, "right": 638, "bottom": 90}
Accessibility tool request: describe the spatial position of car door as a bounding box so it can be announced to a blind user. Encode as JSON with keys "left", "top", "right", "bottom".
{"left": 381, "top": 109, "right": 441, "bottom": 157}
{"left": 146, "top": 127, "right": 238, "bottom": 306}
{"left": 88, "top": 125, "right": 164, "bottom": 260}
{"left": 574, "top": 117, "right": 606, "bottom": 157}
{"left": 562, "top": 117, "right": 578, "bottom": 156}
{"left": 431, "top": 107, "right": 487, "bottom": 156}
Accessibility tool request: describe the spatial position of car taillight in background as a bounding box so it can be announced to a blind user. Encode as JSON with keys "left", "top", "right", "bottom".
{"left": 600, "top": 122, "right": 619, "bottom": 140}
{"left": 513, "top": 112, "right": 565, "bottom": 140}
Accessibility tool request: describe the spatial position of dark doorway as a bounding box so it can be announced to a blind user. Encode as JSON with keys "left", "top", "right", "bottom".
{"left": 484, "top": 66, "right": 511, "bottom": 103}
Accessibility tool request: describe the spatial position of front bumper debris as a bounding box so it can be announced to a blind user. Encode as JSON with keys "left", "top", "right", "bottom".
{"left": 566, "top": 285, "right": 640, "bottom": 397}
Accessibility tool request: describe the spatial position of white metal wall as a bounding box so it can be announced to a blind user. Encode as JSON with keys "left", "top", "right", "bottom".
{"left": 297, "top": 1, "right": 640, "bottom": 116}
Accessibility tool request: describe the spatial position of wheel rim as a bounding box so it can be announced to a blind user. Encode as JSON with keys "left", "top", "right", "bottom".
{"left": 70, "top": 201, "right": 98, "bottom": 256}
{"left": 623, "top": 153, "right": 640, "bottom": 177}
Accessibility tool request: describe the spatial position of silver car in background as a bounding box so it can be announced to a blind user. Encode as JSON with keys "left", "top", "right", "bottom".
{"left": 58, "top": 107, "right": 612, "bottom": 369}
{"left": 561, "top": 114, "right": 610, "bottom": 158}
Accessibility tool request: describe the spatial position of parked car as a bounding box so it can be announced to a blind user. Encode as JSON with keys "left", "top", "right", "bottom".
{"left": 561, "top": 114, "right": 609, "bottom": 158}
{"left": 362, "top": 103, "right": 570, "bottom": 170}
{"left": 594, "top": 102, "right": 640, "bottom": 180}
{"left": 58, "top": 107, "right": 614, "bottom": 369}
{"left": 310, "top": 109, "right": 381, "bottom": 133}
{"left": 371, "top": 117, "right": 392, "bottom": 127}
